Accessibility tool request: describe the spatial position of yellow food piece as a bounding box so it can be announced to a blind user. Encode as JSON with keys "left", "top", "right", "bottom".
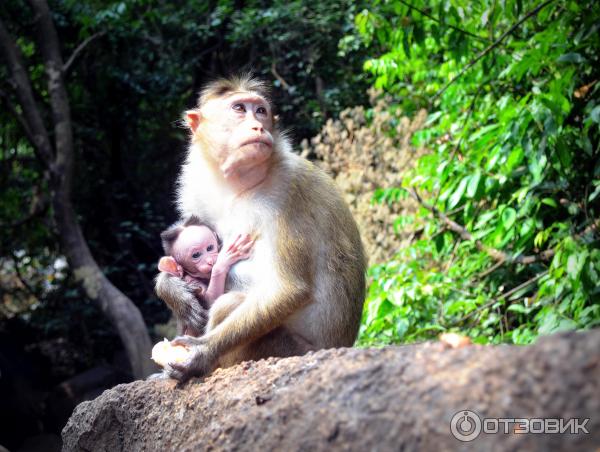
{"left": 151, "top": 339, "right": 192, "bottom": 367}
{"left": 439, "top": 332, "right": 472, "bottom": 349}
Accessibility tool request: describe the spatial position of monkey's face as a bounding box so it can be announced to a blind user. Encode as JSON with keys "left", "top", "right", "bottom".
{"left": 172, "top": 225, "right": 220, "bottom": 278}
{"left": 194, "top": 92, "right": 275, "bottom": 180}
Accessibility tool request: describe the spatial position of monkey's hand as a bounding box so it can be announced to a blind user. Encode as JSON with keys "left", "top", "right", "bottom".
{"left": 215, "top": 233, "right": 254, "bottom": 270}
{"left": 155, "top": 272, "right": 208, "bottom": 335}
{"left": 166, "top": 335, "right": 218, "bottom": 382}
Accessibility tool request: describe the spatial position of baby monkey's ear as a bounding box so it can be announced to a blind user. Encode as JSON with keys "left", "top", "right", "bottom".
{"left": 184, "top": 110, "right": 202, "bottom": 133}
{"left": 158, "top": 256, "right": 184, "bottom": 278}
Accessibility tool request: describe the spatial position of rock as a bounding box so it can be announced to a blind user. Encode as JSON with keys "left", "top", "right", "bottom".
{"left": 62, "top": 330, "right": 600, "bottom": 451}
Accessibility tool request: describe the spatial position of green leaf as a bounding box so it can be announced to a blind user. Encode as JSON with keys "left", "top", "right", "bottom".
{"left": 506, "top": 146, "right": 524, "bottom": 170}
{"left": 402, "top": 27, "right": 411, "bottom": 58}
{"left": 501, "top": 207, "right": 517, "bottom": 230}
{"left": 588, "top": 181, "right": 600, "bottom": 202}
{"left": 396, "top": 318, "right": 410, "bottom": 339}
{"left": 516, "top": 0, "right": 523, "bottom": 15}
{"left": 541, "top": 198, "right": 558, "bottom": 208}
{"left": 434, "top": 233, "right": 445, "bottom": 253}
{"left": 481, "top": 8, "right": 490, "bottom": 26}
{"left": 466, "top": 172, "right": 482, "bottom": 198}
{"left": 555, "top": 137, "right": 573, "bottom": 170}
{"left": 377, "top": 298, "right": 395, "bottom": 318}
{"left": 519, "top": 218, "right": 535, "bottom": 238}
{"left": 448, "top": 177, "right": 468, "bottom": 209}
{"left": 590, "top": 106, "right": 600, "bottom": 124}
{"left": 567, "top": 251, "right": 587, "bottom": 280}
{"left": 507, "top": 303, "right": 533, "bottom": 314}
{"left": 557, "top": 53, "right": 585, "bottom": 64}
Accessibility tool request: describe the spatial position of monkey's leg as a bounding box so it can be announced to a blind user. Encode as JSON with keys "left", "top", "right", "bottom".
{"left": 170, "top": 308, "right": 314, "bottom": 377}
{"left": 206, "top": 291, "right": 245, "bottom": 332}
{"left": 219, "top": 327, "right": 314, "bottom": 368}
{"left": 247, "top": 327, "right": 314, "bottom": 359}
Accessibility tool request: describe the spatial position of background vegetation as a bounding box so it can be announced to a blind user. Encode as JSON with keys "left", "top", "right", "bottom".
{"left": 344, "top": 0, "right": 600, "bottom": 346}
{"left": 0, "top": 0, "right": 598, "bottom": 448}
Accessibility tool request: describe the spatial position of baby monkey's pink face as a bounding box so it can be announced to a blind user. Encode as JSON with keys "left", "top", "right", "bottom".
{"left": 172, "top": 225, "right": 219, "bottom": 278}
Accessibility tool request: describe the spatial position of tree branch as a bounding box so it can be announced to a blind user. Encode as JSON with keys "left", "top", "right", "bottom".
{"left": 0, "top": 17, "right": 54, "bottom": 167}
{"left": 271, "top": 62, "right": 291, "bottom": 90}
{"left": 28, "top": 0, "right": 74, "bottom": 186}
{"left": 408, "top": 188, "right": 554, "bottom": 264}
{"left": 396, "top": 0, "right": 491, "bottom": 43}
{"left": 452, "top": 270, "right": 548, "bottom": 326}
{"left": 63, "top": 31, "right": 105, "bottom": 74}
{"left": 474, "top": 259, "right": 506, "bottom": 280}
{"left": 433, "top": 0, "right": 556, "bottom": 100}
{"left": 2, "top": 203, "right": 49, "bottom": 229}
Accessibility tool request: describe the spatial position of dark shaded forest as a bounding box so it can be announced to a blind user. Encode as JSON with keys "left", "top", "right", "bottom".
{"left": 1, "top": 0, "right": 598, "bottom": 450}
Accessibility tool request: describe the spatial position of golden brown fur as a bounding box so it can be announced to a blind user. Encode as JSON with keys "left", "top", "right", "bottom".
{"left": 197, "top": 74, "right": 272, "bottom": 107}
{"left": 154, "top": 74, "right": 365, "bottom": 381}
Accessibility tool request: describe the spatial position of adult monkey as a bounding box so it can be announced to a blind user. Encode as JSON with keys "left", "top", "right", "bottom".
{"left": 155, "top": 74, "right": 366, "bottom": 381}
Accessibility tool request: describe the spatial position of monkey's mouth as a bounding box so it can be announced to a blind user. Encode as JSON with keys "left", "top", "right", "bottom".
{"left": 198, "top": 264, "right": 213, "bottom": 274}
{"left": 241, "top": 137, "right": 272, "bottom": 147}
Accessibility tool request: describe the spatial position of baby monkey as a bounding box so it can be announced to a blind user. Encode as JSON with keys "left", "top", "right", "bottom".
{"left": 158, "top": 217, "right": 253, "bottom": 335}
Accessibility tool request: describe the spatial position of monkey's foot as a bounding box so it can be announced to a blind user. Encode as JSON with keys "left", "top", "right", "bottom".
{"left": 166, "top": 336, "right": 217, "bottom": 382}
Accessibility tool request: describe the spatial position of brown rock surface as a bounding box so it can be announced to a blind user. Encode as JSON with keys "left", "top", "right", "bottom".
{"left": 62, "top": 330, "right": 599, "bottom": 451}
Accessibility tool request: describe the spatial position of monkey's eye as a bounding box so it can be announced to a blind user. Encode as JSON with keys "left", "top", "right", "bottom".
{"left": 232, "top": 103, "right": 246, "bottom": 113}
{"left": 191, "top": 251, "right": 202, "bottom": 259}
{"left": 256, "top": 106, "right": 267, "bottom": 115}
{"left": 207, "top": 245, "right": 215, "bottom": 252}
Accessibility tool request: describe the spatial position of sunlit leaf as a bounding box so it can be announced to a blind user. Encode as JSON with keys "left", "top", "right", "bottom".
{"left": 501, "top": 207, "right": 517, "bottom": 230}
{"left": 448, "top": 177, "right": 468, "bottom": 209}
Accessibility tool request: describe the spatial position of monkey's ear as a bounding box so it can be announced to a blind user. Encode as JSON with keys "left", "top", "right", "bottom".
{"left": 158, "top": 256, "right": 183, "bottom": 278}
{"left": 185, "top": 110, "right": 202, "bottom": 132}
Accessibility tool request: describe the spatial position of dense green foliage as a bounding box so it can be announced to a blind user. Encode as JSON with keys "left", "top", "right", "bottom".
{"left": 354, "top": 0, "right": 600, "bottom": 345}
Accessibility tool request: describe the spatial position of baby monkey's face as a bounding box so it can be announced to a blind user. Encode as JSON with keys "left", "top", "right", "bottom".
{"left": 173, "top": 225, "right": 219, "bottom": 278}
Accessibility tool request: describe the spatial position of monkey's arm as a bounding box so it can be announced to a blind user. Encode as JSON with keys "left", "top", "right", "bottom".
{"left": 203, "top": 268, "right": 228, "bottom": 306}
{"left": 155, "top": 272, "right": 208, "bottom": 336}
{"left": 204, "top": 234, "right": 254, "bottom": 305}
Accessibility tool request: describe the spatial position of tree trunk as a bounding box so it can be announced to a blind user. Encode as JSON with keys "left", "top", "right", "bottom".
{"left": 51, "top": 188, "right": 156, "bottom": 379}
{"left": 0, "top": 1, "right": 154, "bottom": 379}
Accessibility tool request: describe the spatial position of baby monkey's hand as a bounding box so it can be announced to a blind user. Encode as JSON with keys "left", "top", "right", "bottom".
{"left": 215, "top": 233, "right": 254, "bottom": 270}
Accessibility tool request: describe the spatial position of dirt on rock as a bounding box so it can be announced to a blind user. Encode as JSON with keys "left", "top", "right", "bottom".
{"left": 62, "top": 330, "right": 599, "bottom": 451}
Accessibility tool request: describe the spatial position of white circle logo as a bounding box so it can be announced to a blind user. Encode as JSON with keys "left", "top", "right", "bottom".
{"left": 450, "top": 410, "right": 482, "bottom": 442}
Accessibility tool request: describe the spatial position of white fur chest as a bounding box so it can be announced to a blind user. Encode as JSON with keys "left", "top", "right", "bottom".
{"left": 183, "top": 184, "right": 280, "bottom": 293}
{"left": 178, "top": 146, "right": 286, "bottom": 295}
{"left": 216, "top": 195, "right": 279, "bottom": 292}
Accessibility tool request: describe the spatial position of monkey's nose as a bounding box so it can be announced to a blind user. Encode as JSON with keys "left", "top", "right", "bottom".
{"left": 249, "top": 118, "right": 264, "bottom": 131}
